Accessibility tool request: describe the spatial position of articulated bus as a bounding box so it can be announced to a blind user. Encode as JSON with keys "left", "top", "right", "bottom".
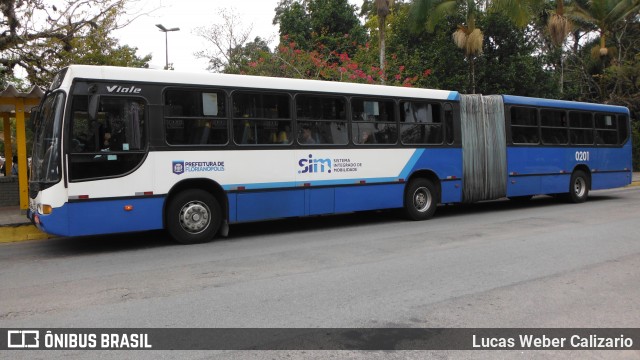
{"left": 28, "top": 65, "right": 632, "bottom": 243}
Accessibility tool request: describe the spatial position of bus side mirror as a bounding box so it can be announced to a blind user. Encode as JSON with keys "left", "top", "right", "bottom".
{"left": 88, "top": 95, "right": 100, "bottom": 121}
{"left": 28, "top": 107, "right": 40, "bottom": 132}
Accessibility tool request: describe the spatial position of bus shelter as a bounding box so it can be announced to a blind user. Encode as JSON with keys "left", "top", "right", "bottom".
{"left": 0, "top": 85, "right": 43, "bottom": 210}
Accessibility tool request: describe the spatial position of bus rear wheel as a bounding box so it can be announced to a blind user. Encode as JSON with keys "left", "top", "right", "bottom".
{"left": 166, "top": 189, "right": 221, "bottom": 244}
{"left": 568, "top": 170, "right": 590, "bottom": 203}
{"left": 404, "top": 178, "right": 438, "bottom": 221}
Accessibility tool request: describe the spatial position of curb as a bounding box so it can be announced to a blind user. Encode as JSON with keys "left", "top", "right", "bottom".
{"left": 0, "top": 224, "right": 53, "bottom": 243}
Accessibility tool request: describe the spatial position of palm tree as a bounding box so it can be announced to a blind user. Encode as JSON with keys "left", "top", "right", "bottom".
{"left": 570, "top": 0, "right": 640, "bottom": 59}
{"left": 376, "top": 0, "right": 393, "bottom": 84}
{"left": 548, "top": 0, "right": 573, "bottom": 94}
{"left": 488, "top": 0, "right": 576, "bottom": 48}
{"left": 409, "top": 0, "right": 483, "bottom": 93}
{"left": 490, "top": 0, "right": 569, "bottom": 46}
{"left": 490, "top": 0, "right": 544, "bottom": 28}
{"left": 548, "top": 0, "right": 572, "bottom": 46}
{"left": 491, "top": 0, "right": 571, "bottom": 93}
{"left": 569, "top": 0, "right": 640, "bottom": 99}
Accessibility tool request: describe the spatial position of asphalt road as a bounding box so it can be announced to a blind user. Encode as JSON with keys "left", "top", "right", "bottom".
{"left": 2, "top": 187, "right": 639, "bottom": 359}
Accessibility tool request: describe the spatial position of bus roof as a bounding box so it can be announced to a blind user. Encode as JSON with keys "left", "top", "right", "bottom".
{"left": 59, "top": 66, "right": 629, "bottom": 114}
{"left": 502, "top": 95, "right": 629, "bottom": 114}
{"left": 62, "top": 65, "right": 460, "bottom": 101}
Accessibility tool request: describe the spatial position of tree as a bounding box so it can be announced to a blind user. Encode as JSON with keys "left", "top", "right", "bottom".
{"left": 566, "top": 0, "right": 640, "bottom": 101}
{"left": 359, "top": 0, "right": 399, "bottom": 84}
{"left": 489, "top": 0, "right": 544, "bottom": 28}
{"left": 570, "top": 0, "right": 640, "bottom": 60}
{"left": 375, "top": 0, "right": 393, "bottom": 83}
{"left": 0, "top": 70, "right": 28, "bottom": 91}
{"left": 492, "top": 0, "right": 570, "bottom": 45}
{"left": 548, "top": 0, "right": 573, "bottom": 46}
{"left": 228, "top": 37, "right": 272, "bottom": 75}
{"left": 39, "top": 7, "right": 150, "bottom": 85}
{"left": 390, "top": 2, "right": 555, "bottom": 95}
{"left": 409, "top": 0, "right": 484, "bottom": 93}
{"left": 273, "top": 0, "right": 367, "bottom": 57}
{"left": 0, "top": 0, "right": 146, "bottom": 86}
{"left": 490, "top": 0, "right": 573, "bottom": 93}
{"left": 547, "top": 0, "right": 573, "bottom": 94}
{"left": 194, "top": 7, "right": 255, "bottom": 73}
{"left": 475, "top": 10, "right": 559, "bottom": 98}
{"left": 273, "top": 0, "right": 311, "bottom": 50}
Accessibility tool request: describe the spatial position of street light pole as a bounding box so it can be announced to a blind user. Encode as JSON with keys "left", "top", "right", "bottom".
{"left": 156, "top": 24, "right": 180, "bottom": 70}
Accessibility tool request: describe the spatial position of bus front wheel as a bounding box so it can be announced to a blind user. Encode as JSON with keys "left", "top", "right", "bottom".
{"left": 568, "top": 170, "right": 590, "bottom": 203}
{"left": 166, "top": 189, "right": 221, "bottom": 244}
{"left": 404, "top": 178, "right": 438, "bottom": 221}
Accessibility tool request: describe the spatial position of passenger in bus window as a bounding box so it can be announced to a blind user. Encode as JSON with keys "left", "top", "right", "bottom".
{"left": 102, "top": 131, "right": 111, "bottom": 150}
{"left": 359, "top": 130, "right": 374, "bottom": 144}
{"left": 240, "top": 121, "right": 255, "bottom": 144}
{"left": 278, "top": 125, "right": 290, "bottom": 144}
{"left": 108, "top": 119, "right": 127, "bottom": 150}
{"left": 299, "top": 125, "right": 316, "bottom": 144}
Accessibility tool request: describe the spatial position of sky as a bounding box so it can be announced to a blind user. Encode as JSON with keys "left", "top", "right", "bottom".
{"left": 114, "top": 0, "right": 363, "bottom": 73}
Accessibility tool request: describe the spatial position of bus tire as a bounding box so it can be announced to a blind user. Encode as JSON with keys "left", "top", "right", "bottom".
{"left": 404, "top": 178, "right": 438, "bottom": 221}
{"left": 166, "top": 189, "right": 221, "bottom": 244}
{"left": 568, "top": 170, "right": 589, "bottom": 203}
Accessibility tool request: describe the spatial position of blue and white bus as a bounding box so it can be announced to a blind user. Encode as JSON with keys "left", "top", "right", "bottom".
{"left": 28, "top": 65, "right": 632, "bottom": 243}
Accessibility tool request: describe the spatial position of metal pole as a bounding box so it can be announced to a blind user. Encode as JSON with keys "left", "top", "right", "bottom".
{"left": 156, "top": 24, "right": 180, "bottom": 70}
{"left": 164, "top": 31, "right": 169, "bottom": 70}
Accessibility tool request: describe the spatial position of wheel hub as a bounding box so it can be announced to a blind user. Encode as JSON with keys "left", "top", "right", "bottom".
{"left": 574, "top": 178, "right": 586, "bottom": 197}
{"left": 179, "top": 201, "right": 211, "bottom": 234}
{"left": 413, "top": 188, "right": 432, "bottom": 212}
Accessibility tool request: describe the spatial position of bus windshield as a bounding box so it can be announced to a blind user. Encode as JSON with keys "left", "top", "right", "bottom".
{"left": 30, "top": 91, "right": 65, "bottom": 190}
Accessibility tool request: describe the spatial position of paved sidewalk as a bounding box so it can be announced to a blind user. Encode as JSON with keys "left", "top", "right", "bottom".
{"left": 0, "top": 206, "right": 52, "bottom": 243}
{"left": 0, "top": 206, "right": 30, "bottom": 226}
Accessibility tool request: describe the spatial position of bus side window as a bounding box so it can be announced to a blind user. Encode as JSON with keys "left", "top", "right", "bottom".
{"left": 164, "top": 89, "right": 228, "bottom": 146}
{"left": 595, "top": 113, "right": 618, "bottom": 145}
{"left": 296, "top": 95, "right": 347, "bottom": 145}
{"left": 68, "top": 96, "right": 147, "bottom": 181}
{"left": 569, "top": 111, "right": 593, "bottom": 145}
{"left": 510, "top": 106, "right": 539, "bottom": 145}
{"left": 400, "top": 101, "right": 443, "bottom": 145}
{"left": 233, "top": 92, "right": 292, "bottom": 145}
{"left": 540, "top": 109, "right": 568, "bottom": 145}
{"left": 618, "top": 115, "right": 629, "bottom": 144}
{"left": 351, "top": 98, "right": 397, "bottom": 145}
{"left": 444, "top": 103, "right": 454, "bottom": 145}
